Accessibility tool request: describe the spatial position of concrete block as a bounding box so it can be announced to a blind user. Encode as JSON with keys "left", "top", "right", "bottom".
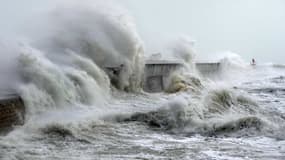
{"left": 0, "top": 95, "right": 25, "bottom": 134}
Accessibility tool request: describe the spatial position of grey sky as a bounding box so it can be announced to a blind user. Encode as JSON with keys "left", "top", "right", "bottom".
{"left": 121, "top": 0, "right": 285, "bottom": 63}
{"left": 1, "top": 0, "right": 285, "bottom": 63}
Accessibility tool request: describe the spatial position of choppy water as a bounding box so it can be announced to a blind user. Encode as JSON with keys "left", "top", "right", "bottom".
{"left": 0, "top": 1, "right": 285, "bottom": 159}
{"left": 1, "top": 65, "right": 285, "bottom": 160}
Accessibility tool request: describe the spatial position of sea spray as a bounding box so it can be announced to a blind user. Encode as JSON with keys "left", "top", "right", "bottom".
{"left": 118, "top": 87, "right": 269, "bottom": 136}
{"left": 214, "top": 52, "right": 248, "bottom": 69}
{"left": 35, "top": 2, "right": 145, "bottom": 91}
{"left": 6, "top": 0, "right": 147, "bottom": 119}
{"left": 151, "top": 36, "right": 202, "bottom": 93}
{"left": 148, "top": 36, "right": 197, "bottom": 72}
{"left": 0, "top": 2, "right": 150, "bottom": 147}
{"left": 0, "top": 1, "right": 285, "bottom": 159}
{"left": 169, "top": 37, "right": 197, "bottom": 71}
{"left": 18, "top": 46, "right": 109, "bottom": 116}
{"left": 117, "top": 98, "right": 188, "bottom": 131}
{"left": 165, "top": 72, "right": 203, "bottom": 93}
{"left": 217, "top": 52, "right": 251, "bottom": 80}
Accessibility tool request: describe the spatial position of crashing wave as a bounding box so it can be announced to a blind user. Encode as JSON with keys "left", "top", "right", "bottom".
{"left": 116, "top": 88, "right": 267, "bottom": 137}
{"left": 218, "top": 52, "right": 248, "bottom": 69}
{"left": 41, "top": 123, "right": 74, "bottom": 138}
{"left": 3, "top": 0, "right": 148, "bottom": 119}
{"left": 37, "top": 3, "right": 145, "bottom": 91}
{"left": 165, "top": 72, "right": 203, "bottom": 93}
{"left": 18, "top": 46, "right": 109, "bottom": 116}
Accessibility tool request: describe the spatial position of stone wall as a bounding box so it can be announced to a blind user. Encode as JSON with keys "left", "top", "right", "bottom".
{"left": 0, "top": 95, "right": 25, "bottom": 134}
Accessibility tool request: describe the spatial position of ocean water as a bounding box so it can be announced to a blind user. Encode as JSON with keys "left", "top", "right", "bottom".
{"left": 0, "top": 1, "right": 285, "bottom": 160}
{"left": 1, "top": 62, "right": 285, "bottom": 160}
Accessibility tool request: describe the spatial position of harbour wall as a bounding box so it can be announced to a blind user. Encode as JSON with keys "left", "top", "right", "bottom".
{"left": 144, "top": 61, "right": 221, "bottom": 92}
{"left": 0, "top": 61, "right": 221, "bottom": 134}
{"left": 0, "top": 94, "right": 25, "bottom": 135}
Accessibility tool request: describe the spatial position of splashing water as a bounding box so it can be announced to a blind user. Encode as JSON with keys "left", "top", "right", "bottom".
{"left": 0, "top": 1, "right": 284, "bottom": 160}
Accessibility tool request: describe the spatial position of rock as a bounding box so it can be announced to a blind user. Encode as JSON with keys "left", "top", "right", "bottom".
{"left": 0, "top": 94, "right": 25, "bottom": 135}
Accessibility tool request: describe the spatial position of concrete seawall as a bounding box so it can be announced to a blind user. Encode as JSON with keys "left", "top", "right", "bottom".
{"left": 0, "top": 94, "right": 25, "bottom": 135}
{"left": 103, "top": 59, "right": 222, "bottom": 92}
{"left": 144, "top": 60, "right": 183, "bottom": 92}
{"left": 196, "top": 63, "right": 221, "bottom": 76}
{"left": 144, "top": 61, "right": 221, "bottom": 92}
{"left": 0, "top": 61, "right": 221, "bottom": 134}
{"left": 104, "top": 61, "right": 221, "bottom": 93}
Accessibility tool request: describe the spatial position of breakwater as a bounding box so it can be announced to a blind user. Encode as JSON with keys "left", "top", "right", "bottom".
{"left": 0, "top": 94, "right": 25, "bottom": 134}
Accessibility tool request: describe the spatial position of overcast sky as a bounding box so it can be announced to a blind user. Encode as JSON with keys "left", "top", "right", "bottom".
{"left": 121, "top": 0, "right": 285, "bottom": 63}
{"left": 1, "top": 0, "right": 285, "bottom": 63}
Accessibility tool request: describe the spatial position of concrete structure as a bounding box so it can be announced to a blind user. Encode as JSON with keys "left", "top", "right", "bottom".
{"left": 0, "top": 61, "right": 221, "bottom": 134}
{"left": 0, "top": 93, "right": 25, "bottom": 135}
{"left": 144, "top": 60, "right": 183, "bottom": 92}
{"left": 103, "top": 60, "right": 221, "bottom": 92}
{"left": 144, "top": 61, "right": 221, "bottom": 92}
{"left": 196, "top": 63, "right": 221, "bottom": 76}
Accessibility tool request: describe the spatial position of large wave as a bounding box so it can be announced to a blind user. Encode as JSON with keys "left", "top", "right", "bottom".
{"left": 1, "top": 0, "right": 284, "bottom": 143}
{"left": 0, "top": 1, "right": 149, "bottom": 137}
{"left": 37, "top": 2, "right": 144, "bottom": 91}
{"left": 116, "top": 88, "right": 275, "bottom": 137}
{"left": 18, "top": 46, "right": 110, "bottom": 116}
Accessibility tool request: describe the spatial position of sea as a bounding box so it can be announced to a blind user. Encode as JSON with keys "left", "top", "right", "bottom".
{"left": 0, "top": 1, "right": 284, "bottom": 160}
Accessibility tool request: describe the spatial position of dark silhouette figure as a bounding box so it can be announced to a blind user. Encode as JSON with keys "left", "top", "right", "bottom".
{"left": 251, "top": 58, "right": 256, "bottom": 65}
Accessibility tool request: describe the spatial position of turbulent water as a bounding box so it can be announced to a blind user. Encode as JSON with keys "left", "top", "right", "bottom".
{"left": 1, "top": 1, "right": 285, "bottom": 160}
